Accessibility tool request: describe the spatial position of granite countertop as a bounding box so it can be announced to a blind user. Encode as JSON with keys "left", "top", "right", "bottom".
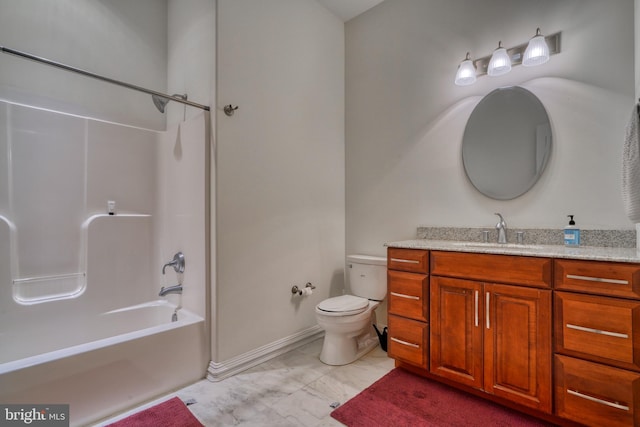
{"left": 385, "top": 239, "right": 640, "bottom": 263}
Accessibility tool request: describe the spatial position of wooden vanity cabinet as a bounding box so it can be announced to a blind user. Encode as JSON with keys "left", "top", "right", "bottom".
{"left": 387, "top": 248, "right": 429, "bottom": 369}
{"left": 385, "top": 245, "right": 640, "bottom": 425}
{"left": 429, "top": 251, "right": 553, "bottom": 413}
{"left": 554, "top": 259, "right": 640, "bottom": 427}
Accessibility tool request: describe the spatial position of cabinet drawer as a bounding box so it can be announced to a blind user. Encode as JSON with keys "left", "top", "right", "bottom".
{"left": 555, "top": 292, "right": 640, "bottom": 371}
{"left": 388, "top": 270, "right": 428, "bottom": 322}
{"left": 555, "top": 259, "right": 640, "bottom": 299}
{"left": 387, "top": 248, "right": 428, "bottom": 273}
{"left": 430, "top": 251, "right": 551, "bottom": 288}
{"left": 555, "top": 355, "right": 640, "bottom": 427}
{"left": 388, "top": 314, "right": 428, "bottom": 369}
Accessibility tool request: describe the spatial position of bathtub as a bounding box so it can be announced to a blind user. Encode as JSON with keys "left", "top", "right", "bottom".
{"left": 0, "top": 300, "right": 208, "bottom": 427}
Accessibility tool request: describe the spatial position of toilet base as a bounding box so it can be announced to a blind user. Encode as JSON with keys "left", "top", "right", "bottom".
{"left": 319, "top": 326, "right": 379, "bottom": 366}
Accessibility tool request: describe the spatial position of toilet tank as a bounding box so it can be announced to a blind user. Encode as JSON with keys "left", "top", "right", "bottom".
{"left": 347, "top": 254, "right": 387, "bottom": 301}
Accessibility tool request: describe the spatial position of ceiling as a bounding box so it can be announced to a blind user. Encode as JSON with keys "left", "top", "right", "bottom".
{"left": 317, "top": 0, "right": 385, "bottom": 22}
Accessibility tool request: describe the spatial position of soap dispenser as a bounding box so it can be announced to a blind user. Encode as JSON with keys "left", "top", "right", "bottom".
{"left": 564, "top": 215, "right": 580, "bottom": 247}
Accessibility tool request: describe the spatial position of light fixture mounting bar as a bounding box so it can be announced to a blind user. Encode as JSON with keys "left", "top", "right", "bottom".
{"left": 473, "top": 32, "right": 561, "bottom": 77}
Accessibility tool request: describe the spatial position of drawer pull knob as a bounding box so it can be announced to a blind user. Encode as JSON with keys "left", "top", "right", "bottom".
{"left": 390, "top": 337, "right": 420, "bottom": 348}
{"left": 567, "top": 389, "right": 630, "bottom": 411}
{"left": 566, "top": 323, "right": 629, "bottom": 339}
{"left": 566, "top": 274, "right": 629, "bottom": 285}
{"left": 390, "top": 258, "right": 420, "bottom": 264}
{"left": 390, "top": 292, "right": 420, "bottom": 300}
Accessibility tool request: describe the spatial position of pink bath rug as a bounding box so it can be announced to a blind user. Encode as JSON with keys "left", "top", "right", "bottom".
{"left": 106, "top": 397, "right": 203, "bottom": 427}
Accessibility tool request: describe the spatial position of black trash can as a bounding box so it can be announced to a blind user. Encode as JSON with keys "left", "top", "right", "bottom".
{"left": 373, "top": 324, "right": 388, "bottom": 352}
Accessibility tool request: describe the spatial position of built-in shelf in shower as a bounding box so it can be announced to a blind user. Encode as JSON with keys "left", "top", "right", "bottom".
{"left": 12, "top": 272, "right": 86, "bottom": 304}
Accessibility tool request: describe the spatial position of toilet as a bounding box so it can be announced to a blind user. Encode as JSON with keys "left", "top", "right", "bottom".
{"left": 315, "top": 254, "right": 387, "bottom": 365}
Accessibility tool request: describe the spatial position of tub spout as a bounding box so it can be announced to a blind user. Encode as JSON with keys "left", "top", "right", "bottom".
{"left": 159, "top": 284, "right": 183, "bottom": 296}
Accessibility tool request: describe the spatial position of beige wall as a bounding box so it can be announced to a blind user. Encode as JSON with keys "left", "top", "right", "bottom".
{"left": 636, "top": 0, "right": 640, "bottom": 99}
{"left": 346, "top": 0, "right": 635, "bottom": 258}
{"left": 215, "top": 0, "right": 345, "bottom": 361}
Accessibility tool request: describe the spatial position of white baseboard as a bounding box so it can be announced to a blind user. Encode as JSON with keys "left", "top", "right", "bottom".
{"left": 207, "top": 325, "right": 324, "bottom": 382}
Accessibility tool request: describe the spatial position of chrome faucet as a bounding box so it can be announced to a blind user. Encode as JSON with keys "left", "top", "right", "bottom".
{"left": 159, "top": 284, "right": 183, "bottom": 296}
{"left": 162, "top": 252, "right": 185, "bottom": 275}
{"left": 495, "top": 213, "right": 507, "bottom": 244}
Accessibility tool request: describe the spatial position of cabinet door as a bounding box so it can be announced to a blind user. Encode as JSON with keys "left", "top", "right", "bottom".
{"left": 484, "top": 283, "right": 552, "bottom": 413}
{"left": 430, "top": 276, "right": 483, "bottom": 389}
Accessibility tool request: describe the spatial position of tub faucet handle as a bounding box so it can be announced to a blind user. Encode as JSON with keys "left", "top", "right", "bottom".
{"left": 162, "top": 252, "right": 185, "bottom": 274}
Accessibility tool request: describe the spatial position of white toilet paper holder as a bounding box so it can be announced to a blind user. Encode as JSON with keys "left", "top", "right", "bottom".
{"left": 291, "top": 282, "right": 315, "bottom": 296}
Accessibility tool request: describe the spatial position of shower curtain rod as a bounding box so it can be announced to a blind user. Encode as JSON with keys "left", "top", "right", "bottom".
{"left": 0, "top": 45, "right": 210, "bottom": 112}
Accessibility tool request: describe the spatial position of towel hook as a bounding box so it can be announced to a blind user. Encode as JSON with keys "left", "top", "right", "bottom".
{"left": 224, "top": 104, "right": 239, "bottom": 116}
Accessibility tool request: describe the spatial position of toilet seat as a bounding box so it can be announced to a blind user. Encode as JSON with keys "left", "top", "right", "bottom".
{"left": 316, "top": 295, "right": 369, "bottom": 316}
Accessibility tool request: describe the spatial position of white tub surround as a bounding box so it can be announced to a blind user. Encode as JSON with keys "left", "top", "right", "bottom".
{"left": 0, "top": 101, "right": 209, "bottom": 426}
{"left": 0, "top": 2, "right": 212, "bottom": 425}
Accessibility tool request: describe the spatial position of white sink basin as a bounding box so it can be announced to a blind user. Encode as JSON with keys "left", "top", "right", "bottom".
{"left": 449, "top": 242, "right": 545, "bottom": 250}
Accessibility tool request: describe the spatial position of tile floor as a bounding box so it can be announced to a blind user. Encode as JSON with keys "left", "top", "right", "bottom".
{"left": 99, "top": 339, "right": 394, "bottom": 426}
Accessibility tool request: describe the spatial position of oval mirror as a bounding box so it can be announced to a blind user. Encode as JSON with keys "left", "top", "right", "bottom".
{"left": 462, "top": 86, "right": 552, "bottom": 200}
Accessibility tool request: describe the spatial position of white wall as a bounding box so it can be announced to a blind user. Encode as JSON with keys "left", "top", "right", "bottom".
{"left": 346, "top": 0, "right": 635, "bottom": 257}
{"left": 167, "top": 0, "right": 215, "bottom": 127}
{"left": 215, "top": 0, "right": 345, "bottom": 361}
{"left": 0, "top": 0, "right": 167, "bottom": 130}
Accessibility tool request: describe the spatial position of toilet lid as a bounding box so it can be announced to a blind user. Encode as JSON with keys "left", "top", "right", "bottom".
{"left": 317, "top": 295, "right": 369, "bottom": 315}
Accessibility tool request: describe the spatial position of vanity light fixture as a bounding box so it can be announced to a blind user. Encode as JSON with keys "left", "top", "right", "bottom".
{"left": 454, "top": 28, "right": 561, "bottom": 86}
{"left": 523, "top": 28, "right": 550, "bottom": 66}
{"left": 454, "top": 52, "right": 477, "bottom": 86}
{"left": 487, "top": 41, "right": 511, "bottom": 76}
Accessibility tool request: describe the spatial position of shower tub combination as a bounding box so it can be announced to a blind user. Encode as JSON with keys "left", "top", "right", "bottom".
{"left": 0, "top": 89, "right": 209, "bottom": 426}
{"left": 0, "top": 301, "right": 206, "bottom": 426}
